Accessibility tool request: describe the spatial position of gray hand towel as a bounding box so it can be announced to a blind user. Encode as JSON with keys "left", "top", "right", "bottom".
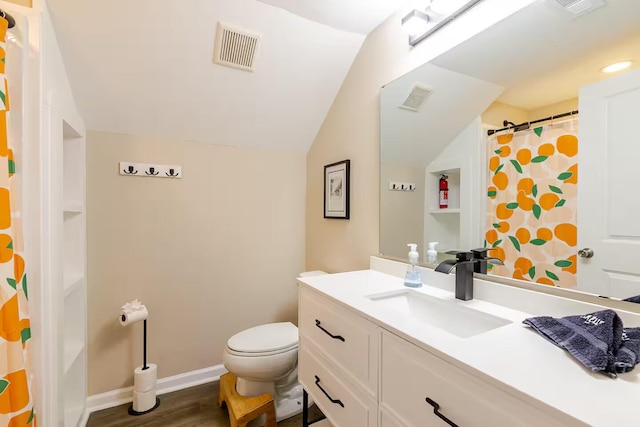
{"left": 614, "top": 327, "right": 640, "bottom": 373}
{"left": 523, "top": 309, "right": 624, "bottom": 375}
{"left": 623, "top": 295, "right": 640, "bottom": 304}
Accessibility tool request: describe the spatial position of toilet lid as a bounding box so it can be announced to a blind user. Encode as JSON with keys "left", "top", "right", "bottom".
{"left": 227, "top": 322, "right": 298, "bottom": 354}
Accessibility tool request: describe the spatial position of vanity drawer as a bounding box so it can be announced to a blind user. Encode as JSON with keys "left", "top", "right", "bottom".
{"left": 299, "top": 288, "right": 378, "bottom": 397}
{"left": 381, "top": 332, "right": 568, "bottom": 427}
{"left": 299, "top": 338, "right": 377, "bottom": 427}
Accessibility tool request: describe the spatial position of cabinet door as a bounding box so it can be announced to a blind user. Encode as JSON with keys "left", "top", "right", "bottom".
{"left": 299, "top": 341, "right": 377, "bottom": 427}
{"left": 299, "top": 288, "right": 379, "bottom": 397}
{"left": 381, "top": 332, "right": 571, "bottom": 427}
{"left": 380, "top": 410, "right": 405, "bottom": 427}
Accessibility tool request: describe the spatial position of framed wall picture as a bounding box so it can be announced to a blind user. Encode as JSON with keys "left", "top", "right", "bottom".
{"left": 324, "top": 159, "right": 350, "bottom": 219}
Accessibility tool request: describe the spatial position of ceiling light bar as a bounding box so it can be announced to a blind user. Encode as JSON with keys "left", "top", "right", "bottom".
{"left": 403, "top": 0, "right": 484, "bottom": 47}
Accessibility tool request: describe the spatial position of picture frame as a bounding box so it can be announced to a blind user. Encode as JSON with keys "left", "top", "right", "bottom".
{"left": 324, "top": 159, "right": 350, "bottom": 219}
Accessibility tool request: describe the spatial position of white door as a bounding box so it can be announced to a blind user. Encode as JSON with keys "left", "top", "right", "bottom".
{"left": 578, "top": 68, "right": 640, "bottom": 298}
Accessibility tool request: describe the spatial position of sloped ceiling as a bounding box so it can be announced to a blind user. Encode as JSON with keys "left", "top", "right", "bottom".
{"left": 381, "top": 64, "right": 503, "bottom": 166}
{"left": 431, "top": 0, "right": 640, "bottom": 110}
{"left": 257, "top": 0, "right": 410, "bottom": 34}
{"left": 46, "top": 0, "right": 406, "bottom": 152}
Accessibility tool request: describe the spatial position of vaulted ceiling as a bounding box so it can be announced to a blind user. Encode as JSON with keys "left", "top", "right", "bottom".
{"left": 47, "top": 0, "right": 409, "bottom": 152}
{"left": 432, "top": 0, "right": 640, "bottom": 110}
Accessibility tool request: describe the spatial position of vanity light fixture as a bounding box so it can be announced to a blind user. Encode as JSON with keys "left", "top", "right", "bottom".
{"left": 401, "top": 0, "right": 484, "bottom": 47}
{"left": 601, "top": 60, "right": 634, "bottom": 74}
{"left": 401, "top": 10, "right": 430, "bottom": 38}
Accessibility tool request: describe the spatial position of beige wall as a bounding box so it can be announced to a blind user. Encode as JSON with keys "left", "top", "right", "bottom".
{"left": 529, "top": 97, "right": 578, "bottom": 122}
{"left": 379, "top": 162, "right": 425, "bottom": 260}
{"left": 305, "top": 1, "right": 535, "bottom": 272}
{"left": 482, "top": 102, "right": 530, "bottom": 128}
{"left": 86, "top": 131, "right": 306, "bottom": 395}
{"left": 481, "top": 98, "right": 579, "bottom": 128}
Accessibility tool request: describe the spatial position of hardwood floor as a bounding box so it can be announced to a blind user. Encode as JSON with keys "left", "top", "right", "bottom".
{"left": 87, "top": 382, "right": 325, "bottom": 427}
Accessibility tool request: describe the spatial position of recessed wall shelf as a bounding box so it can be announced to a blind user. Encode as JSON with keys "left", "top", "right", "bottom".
{"left": 61, "top": 120, "right": 87, "bottom": 425}
{"left": 63, "top": 274, "right": 84, "bottom": 298}
{"left": 429, "top": 208, "right": 461, "bottom": 214}
{"left": 63, "top": 201, "right": 84, "bottom": 214}
{"left": 63, "top": 342, "right": 84, "bottom": 374}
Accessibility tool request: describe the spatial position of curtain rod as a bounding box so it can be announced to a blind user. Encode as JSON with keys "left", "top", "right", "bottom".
{"left": 487, "top": 110, "right": 579, "bottom": 136}
{"left": 0, "top": 10, "right": 15, "bottom": 29}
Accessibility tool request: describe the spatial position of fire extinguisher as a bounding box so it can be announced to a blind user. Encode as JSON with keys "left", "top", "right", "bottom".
{"left": 439, "top": 175, "right": 449, "bottom": 209}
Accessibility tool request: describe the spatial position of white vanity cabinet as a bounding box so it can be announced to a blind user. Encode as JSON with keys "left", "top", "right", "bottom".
{"left": 380, "top": 332, "right": 568, "bottom": 427}
{"left": 298, "top": 285, "right": 584, "bottom": 427}
{"left": 298, "top": 288, "right": 379, "bottom": 426}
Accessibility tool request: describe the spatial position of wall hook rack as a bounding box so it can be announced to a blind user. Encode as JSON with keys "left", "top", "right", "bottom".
{"left": 120, "top": 162, "right": 182, "bottom": 179}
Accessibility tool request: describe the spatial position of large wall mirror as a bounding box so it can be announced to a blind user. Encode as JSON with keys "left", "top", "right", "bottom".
{"left": 380, "top": 0, "right": 640, "bottom": 305}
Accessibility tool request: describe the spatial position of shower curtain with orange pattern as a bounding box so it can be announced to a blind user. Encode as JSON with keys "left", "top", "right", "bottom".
{"left": 486, "top": 119, "right": 578, "bottom": 288}
{"left": 0, "top": 18, "right": 35, "bottom": 427}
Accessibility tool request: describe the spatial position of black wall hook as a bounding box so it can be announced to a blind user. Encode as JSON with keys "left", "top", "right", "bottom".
{"left": 145, "top": 167, "right": 159, "bottom": 176}
{"left": 165, "top": 168, "right": 179, "bottom": 177}
{"left": 123, "top": 165, "right": 138, "bottom": 175}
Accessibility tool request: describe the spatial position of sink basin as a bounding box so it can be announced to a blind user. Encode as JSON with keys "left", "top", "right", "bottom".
{"left": 366, "top": 290, "right": 511, "bottom": 338}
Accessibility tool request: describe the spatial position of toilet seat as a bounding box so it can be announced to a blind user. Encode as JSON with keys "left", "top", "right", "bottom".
{"left": 227, "top": 322, "right": 298, "bottom": 355}
{"left": 226, "top": 344, "right": 298, "bottom": 358}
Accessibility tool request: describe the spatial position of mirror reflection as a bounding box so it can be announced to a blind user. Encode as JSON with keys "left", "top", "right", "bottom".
{"left": 380, "top": 0, "right": 640, "bottom": 302}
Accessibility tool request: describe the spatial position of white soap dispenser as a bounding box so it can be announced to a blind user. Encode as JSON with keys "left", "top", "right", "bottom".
{"left": 426, "top": 241, "right": 439, "bottom": 266}
{"left": 404, "top": 243, "right": 422, "bottom": 288}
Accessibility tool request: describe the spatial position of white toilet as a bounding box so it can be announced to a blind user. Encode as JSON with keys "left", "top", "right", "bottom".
{"left": 222, "top": 271, "right": 326, "bottom": 423}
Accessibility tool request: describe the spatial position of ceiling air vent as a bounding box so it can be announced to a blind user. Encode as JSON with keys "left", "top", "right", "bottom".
{"left": 214, "top": 22, "right": 261, "bottom": 72}
{"left": 399, "top": 83, "right": 433, "bottom": 112}
{"left": 555, "top": 0, "right": 605, "bottom": 16}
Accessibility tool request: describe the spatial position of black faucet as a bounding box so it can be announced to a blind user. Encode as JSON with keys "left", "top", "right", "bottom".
{"left": 435, "top": 249, "right": 504, "bottom": 301}
{"left": 471, "top": 248, "right": 505, "bottom": 274}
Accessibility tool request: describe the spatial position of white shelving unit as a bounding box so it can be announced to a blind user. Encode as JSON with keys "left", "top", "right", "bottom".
{"left": 61, "top": 121, "right": 87, "bottom": 426}
{"left": 427, "top": 208, "right": 462, "bottom": 214}
{"left": 425, "top": 168, "right": 462, "bottom": 252}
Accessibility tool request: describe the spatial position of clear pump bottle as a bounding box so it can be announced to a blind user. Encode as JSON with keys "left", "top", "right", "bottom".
{"left": 404, "top": 243, "right": 422, "bottom": 288}
{"left": 426, "top": 241, "right": 438, "bottom": 266}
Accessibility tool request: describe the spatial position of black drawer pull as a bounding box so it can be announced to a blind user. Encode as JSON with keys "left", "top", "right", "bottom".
{"left": 315, "top": 319, "right": 345, "bottom": 342}
{"left": 426, "top": 397, "right": 458, "bottom": 427}
{"left": 315, "top": 375, "right": 344, "bottom": 408}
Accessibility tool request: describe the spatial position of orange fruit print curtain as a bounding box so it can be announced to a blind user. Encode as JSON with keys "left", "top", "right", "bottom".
{"left": 0, "top": 16, "right": 36, "bottom": 427}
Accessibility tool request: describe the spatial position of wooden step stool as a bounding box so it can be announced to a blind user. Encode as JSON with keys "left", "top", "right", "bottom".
{"left": 218, "top": 372, "right": 277, "bottom": 427}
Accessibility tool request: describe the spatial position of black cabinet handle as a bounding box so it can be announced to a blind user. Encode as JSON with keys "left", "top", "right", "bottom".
{"left": 315, "top": 375, "right": 344, "bottom": 408}
{"left": 315, "top": 319, "right": 345, "bottom": 342}
{"left": 426, "top": 397, "right": 458, "bottom": 427}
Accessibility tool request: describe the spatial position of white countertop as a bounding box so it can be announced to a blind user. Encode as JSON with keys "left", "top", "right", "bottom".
{"left": 298, "top": 259, "right": 640, "bottom": 427}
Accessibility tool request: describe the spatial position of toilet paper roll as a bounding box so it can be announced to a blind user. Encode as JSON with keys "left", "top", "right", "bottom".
{"left": 119, "top": 299, "right": 149, "bottom": 326}
{"left": 133, "top": 389, "right": 157, "bottom": 413}
{"left": 134, "top": 364, "right": 157, "bottom": 393}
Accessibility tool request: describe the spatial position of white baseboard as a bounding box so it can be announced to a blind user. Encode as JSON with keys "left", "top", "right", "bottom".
{"left": 77, "top": 407, "right": 90, "bottom": 427}
{"left": 86, "top": 364, "right": 227, "bottom": 415}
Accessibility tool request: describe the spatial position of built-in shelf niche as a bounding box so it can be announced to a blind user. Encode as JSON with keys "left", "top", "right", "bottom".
{"left": 61, "top": 120, "right": 87, "bottom": 426}
{"left": 63, "top": 349, "right": 86, "bottom": 427}
{"left": 427, "top": 169, "right": 461, "bottom": 211}
{"left": 424, "top": 168, "right": 462, "bottom": 252}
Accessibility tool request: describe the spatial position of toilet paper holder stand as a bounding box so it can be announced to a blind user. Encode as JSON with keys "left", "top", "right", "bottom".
{"left": 121, "top": 315, "right": 161, "bottom": 416}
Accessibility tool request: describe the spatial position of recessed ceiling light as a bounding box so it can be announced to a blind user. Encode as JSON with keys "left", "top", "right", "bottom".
{"left": 601, "top": 60, "right": 634, "bottom": 74}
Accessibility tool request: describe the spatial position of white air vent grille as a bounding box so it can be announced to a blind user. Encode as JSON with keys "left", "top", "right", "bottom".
{"left": 399, "top": 84, "right": 433, "bottom": 112}
{"left": 556, "top": 0, "right": 605, "bottom": 16}
{"left": 214, "top": 23, "right": 261, "bottom": 72}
